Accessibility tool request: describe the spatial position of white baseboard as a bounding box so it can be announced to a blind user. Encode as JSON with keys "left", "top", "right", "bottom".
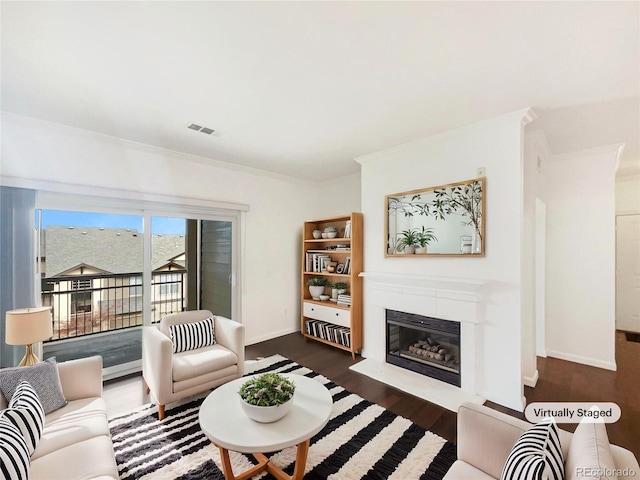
{"left": 523, "top": 369, "right": 539, "bottom": 388}
{"left": 545, "top": 349, "right": 617, "bottom": 371}
{"left": 245, "top": 327, "right": 298, "bottom": 346}
{"left": 477, "top": 390, "right": 526, "bottom": 413}
{"left": 103, "top": 360, "right": 141, "bottom": 381}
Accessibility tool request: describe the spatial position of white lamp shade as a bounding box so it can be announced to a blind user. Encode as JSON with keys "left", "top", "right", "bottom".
{"left": 5, "top": 307, "right": 53, "bottom": 345}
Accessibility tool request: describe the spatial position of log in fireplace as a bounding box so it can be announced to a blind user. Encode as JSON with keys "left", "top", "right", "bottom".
{"left": 386, "top": 309, "right": 461, "bottom": 387}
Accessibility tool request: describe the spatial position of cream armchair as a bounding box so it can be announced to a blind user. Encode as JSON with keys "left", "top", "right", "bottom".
{"left": 142, "top": 310, "right": 245, "bottom": 420}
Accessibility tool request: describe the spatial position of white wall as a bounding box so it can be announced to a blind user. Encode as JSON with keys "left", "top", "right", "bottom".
{"left": 616, "top": 174, "right": 640, "bottom": 215}
{"left": 521, "top": 135, "right": 539, "bottom": 387}
{"left": 535, "top": 198, "right": 546, "bottom": 358}
{"left": 0, "top": 113, "right": 361, "bottom": 345}
{"left": 544, "top": 146, "right": 619, "bottom": 370}
{"left": 315, "top": 173, "right": 362, "bottom": 219}
{"left": 526, "top": 132, "right": 622, "bottom": 372}
{"left": 356, "top": 109, "right": 534, "bottom": 411}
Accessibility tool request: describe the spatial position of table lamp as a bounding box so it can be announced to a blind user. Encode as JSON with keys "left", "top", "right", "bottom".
{"left": 5, "top": 306, "right": 53, "bottom": 366}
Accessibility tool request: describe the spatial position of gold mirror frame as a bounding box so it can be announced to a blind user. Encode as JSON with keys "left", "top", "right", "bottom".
{"left": 385, "top": 177, "right": 485, "bottom": 257}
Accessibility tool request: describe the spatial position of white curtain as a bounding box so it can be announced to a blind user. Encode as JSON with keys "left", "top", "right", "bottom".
{"left": 0, "top": 186, "right": 36, "bottom": 367}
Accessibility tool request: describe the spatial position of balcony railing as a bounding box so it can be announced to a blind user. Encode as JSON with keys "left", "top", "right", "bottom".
{"left": 41, "top": 271, "right": 186, "bottom": 342}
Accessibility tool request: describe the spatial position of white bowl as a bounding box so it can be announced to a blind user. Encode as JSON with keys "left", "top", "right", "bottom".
{"left": 327, "top": 232, "right": 337, "bottom": 238}
{"left": 319, "top": 294, "right": 330, "bottom": 301}
{"left": 240, "top": 396, "right": 294, "bottom": 423}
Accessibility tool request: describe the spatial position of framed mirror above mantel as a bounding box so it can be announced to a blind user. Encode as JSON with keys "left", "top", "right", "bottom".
{"left": 385, "top": 177, "right": 485, "bottom": 257}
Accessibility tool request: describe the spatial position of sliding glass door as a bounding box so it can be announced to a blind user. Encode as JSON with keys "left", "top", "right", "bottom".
{"left": 200, "top": 220, "right": 234, "bottom": 318}
{"left": 149, "top": 216, "right": 188, "bottom": 323}
{"left": 150, "top": 215, "right": 238, "bottom": 321}
{"left": 36, "top": 206, "right": 241, "bottom": 380}
{"left": 38, "top": 209, "right": 145, "bottom": 378}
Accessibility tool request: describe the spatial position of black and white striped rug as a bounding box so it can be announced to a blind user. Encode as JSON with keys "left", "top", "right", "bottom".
{"left": 108, "top": 355, "right": 456, "bottom": 480}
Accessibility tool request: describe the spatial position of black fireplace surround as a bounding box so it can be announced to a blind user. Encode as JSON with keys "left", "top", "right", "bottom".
{"left": 386, "top": 309, "right": 461, "bottom": 387}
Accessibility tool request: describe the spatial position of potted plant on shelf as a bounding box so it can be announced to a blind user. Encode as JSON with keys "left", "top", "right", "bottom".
{"left": 414, "top": 226, "right": 438, "bottom": 254}
{"left": 307, "top": 277, "right": 327, "bottom": 299}
{"left": 238, "top": 372, "right": 296, "bottom": 423}
{"left": 395, "top": 228, "right": 420, "bottom": 254}
{"left": 328, "top": 281, "right": 348, "bottom": 300}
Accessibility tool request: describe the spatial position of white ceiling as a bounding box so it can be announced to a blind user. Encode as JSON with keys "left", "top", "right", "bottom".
{"left": 2, "top": 1, "right": 638, "bottom": 181}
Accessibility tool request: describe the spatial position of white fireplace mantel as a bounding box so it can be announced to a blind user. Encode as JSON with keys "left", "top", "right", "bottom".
{"left": 359, "top": 271, "right": 488, "bottom": 324}
{"left": 355, "top": 270, "right": 488, "bottom": 411}
{"left": 359, "top": 271, "right": 487, "bottom": 293}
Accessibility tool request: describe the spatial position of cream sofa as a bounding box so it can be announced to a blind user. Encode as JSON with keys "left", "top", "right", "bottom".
{"left": 445, "top": 402, "right": 639, "bottom": 479}
{"left": 0, "top": 356, "right": 119, "bottom": 480}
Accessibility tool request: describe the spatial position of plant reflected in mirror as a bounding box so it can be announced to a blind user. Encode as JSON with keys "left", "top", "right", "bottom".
{"left": 386, "top": 178, "right": 484, "bottom": 256}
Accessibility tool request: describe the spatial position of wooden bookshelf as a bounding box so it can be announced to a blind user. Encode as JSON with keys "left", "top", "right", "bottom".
{"left": 300, "top": 213, "right": 363, "bottom": 359}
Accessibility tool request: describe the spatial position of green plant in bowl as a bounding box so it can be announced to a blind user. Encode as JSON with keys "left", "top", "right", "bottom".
{"left": 238, "top": 372, "right": 295, "bottom": 407}
{"left": 307, "top": 277, "right": 327, "bottom": 299}
{"left": 333, "top": 282, "right": 347, "bottom": 291}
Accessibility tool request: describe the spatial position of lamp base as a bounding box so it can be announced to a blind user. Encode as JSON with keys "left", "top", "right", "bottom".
{"left": 17, "top": 344, "right": 41, "bottom": 367}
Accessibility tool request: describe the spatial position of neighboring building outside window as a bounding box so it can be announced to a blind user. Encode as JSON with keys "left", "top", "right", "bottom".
{"left": 130, "top": 275, "right": 143, "bottom": 296}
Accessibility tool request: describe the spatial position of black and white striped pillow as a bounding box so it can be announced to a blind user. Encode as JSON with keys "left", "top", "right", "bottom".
{"left": 5, "top": 380, "right": 45, "bottom": 454}
{"left": 169, "top": 317, "right": 216, "bottom": 353}
{"left": 0, "top": 415, "right": 30, "bottom": 480}
{"left": 501, "top": 417, "right": 565, "bottom": 480}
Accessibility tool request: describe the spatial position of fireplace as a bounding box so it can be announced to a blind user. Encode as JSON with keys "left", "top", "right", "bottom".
{"left": 386, "top": 309, "right": 461, "bottom": 387}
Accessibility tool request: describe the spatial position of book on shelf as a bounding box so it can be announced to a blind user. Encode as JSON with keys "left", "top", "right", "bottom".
{"left": 304, "top": 319, "right": 351, "bottom": 348}
{"left": 306, "top": 253, "right": 331, "bottom": 272}
{"left": 344, "top": 220, "right": 351, "bottom": 238}
{"left": 337, "top": 293, "right": 351, "bottom": 307}
{"left": 344, "top": 256, "right": 351, "bottom": 274}
{"left": 340, "top": 328, "right": 351, "bottom": 347}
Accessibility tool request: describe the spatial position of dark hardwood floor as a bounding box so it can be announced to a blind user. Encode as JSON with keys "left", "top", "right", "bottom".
{"left": 520, "top": 331, "right": 640, "bottom": 458}
{"left": 246, "top": 331, "right": 640, "bottom": 459}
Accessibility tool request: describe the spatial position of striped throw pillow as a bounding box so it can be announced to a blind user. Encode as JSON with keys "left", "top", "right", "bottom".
{"left": 169, "top": 317, "right": 216, "bottom": 353}
{"left": 0, "top": 415, "right": 30, "bottom": 480}
{"left": 4, "top": 381, "right": 45, "bottom": 455}
{"left": 500, "top": 417, "right": 565, "bottom": 480}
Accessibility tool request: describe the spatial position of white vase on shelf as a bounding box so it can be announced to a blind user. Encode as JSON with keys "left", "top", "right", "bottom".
{"left": 472, "top": 231, "right": 482, "bottom": 254}
{"left": 309, "top": 285, "right": 325, "bottom": 299}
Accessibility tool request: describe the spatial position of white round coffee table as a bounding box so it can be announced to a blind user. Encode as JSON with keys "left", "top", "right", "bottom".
{"left": 199, "top": 373, "right": 333, "bottom": 480}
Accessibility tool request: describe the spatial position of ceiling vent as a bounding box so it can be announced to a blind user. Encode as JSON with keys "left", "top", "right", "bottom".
{"left": 187, "top": 123, "right": 215, "bottom": 135}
